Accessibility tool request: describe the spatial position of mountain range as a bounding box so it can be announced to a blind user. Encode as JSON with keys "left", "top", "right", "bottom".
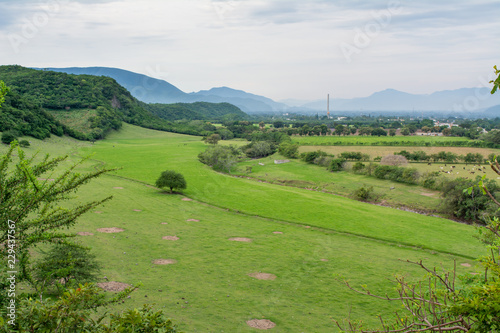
{"left": 38, "top": 67, "right": 500, "bottom": 116}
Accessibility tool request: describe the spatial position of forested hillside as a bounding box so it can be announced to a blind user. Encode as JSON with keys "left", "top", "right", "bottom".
{"left": 143, "top": 101, "right": 246, "bottom": 121}
{"left": 0, "top": 66, "right": 246, "bottom": 141}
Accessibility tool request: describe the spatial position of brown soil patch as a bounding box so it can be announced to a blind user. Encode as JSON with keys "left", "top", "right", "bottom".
{"left": 77, "top": 232, "right": 94, "bottom": 236}
{"left": 229, "top": 237, "right": 252, "bottom": 242}
{"left": 162, "top": 236, "right": 179, "bottom": 241}
{"left": 304, "top": 226, "right": 311, "bottom": 229}
{"left": 461, "top": 263, "right": 471, "bottom": 267}
{"left": 153, "top": 259, "right": 177, "bottom": 265}
{"left": 248, "top": 272, "right": 276, "bottom": 280}
{"left": 320, "top": 259, "right": 329, "bottom": 262}
{"left": 97, "top": 227, "right": 124, "bottom": 233}
{"left": 133, "top": 209, "right": 142, "bottom": 212}
{"left": 186, "top": 219, "right": 200, "bottom": 222}
{"left": 181, "top": 198, "right": 193, "bottom": 201}
{"left": 94, "top": 211, "right": 103, "bottom": 214}
{"left": 161, "top": 222, "right": 169, "bottom": 225}
{"left": 246, "top": 319, "right": 276, "bottom": 329}
{"left": 272, "top": 231, "right": 283, "bottom": 234}
{"left": 421, "top": 192, "right": 436, "bottom": 197}
{"left": 113, "top": 187, "right": 124, "bottom": 189}
{"left": 97, "top": 281, "right": 131, "bottom": 292}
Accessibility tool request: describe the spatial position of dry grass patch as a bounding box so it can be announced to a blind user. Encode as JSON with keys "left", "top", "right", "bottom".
{"left": 162, "top": 236, "right": 179, "bottom": 241}
{"left": 246, "top": 319, "right": 276, "bottom": 329}
{"left": 248, "top": 272, "right": 276, "bottom": 280}
{"left": 97, "top": 227, "right": 124, "bottom": 233}
{"left": 77, "top": 232, "right": 94, "bottom": 236}
{"left": 181, "top": 198, "right": 193, "bottom": 201}
{"left": 97, "top": 281, "right": 131, "bottom": 292}
{"left": 153, "top": 259, "right": 177, "bottom": 265}
{"left": 229, "top": 237, "right": 252, "bottom": 242}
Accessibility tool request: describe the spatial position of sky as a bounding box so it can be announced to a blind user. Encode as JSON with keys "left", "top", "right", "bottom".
{"left": 0, "top": 0, "right": 499, "bottom": 101}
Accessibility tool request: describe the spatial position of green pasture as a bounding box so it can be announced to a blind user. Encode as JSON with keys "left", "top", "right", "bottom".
{"left": 234, "top": 156, "right": 442, "bottom": 212}
{"left": 1, "top": 125, "right": 488, "bottom": 332}
{"left": 292, "top": 135, "right": 471, "bottom": 146}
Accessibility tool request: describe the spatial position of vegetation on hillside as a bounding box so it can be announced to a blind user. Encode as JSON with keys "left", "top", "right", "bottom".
{"left": 143, "top": 101, "right": 246, "bottom": 121}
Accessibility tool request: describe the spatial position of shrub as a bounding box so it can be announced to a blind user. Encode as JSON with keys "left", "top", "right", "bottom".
{"left": 1, "top": 131, "right": 17, "bottom": 144}
{"left": 198, "top": 145, "right": 240, "bottom": 173}
{"left": 352, "top": 162, "right": 365, "bottom": 173}
{"left": 380, "top": 154, "right": 408, "bottom": 166}
{"left": 352, "top": 185, "right": 377, "bottom": 201}
{"left": 278, "top": 142, "right": 299, "bottom": 159}
{"left": 328, "top": 158, "right": 345, "bottom": 172}
{"left": 301, "top": 150, "right": 326, "bottom": 164}
{"left": 314, "top": 155, "right": 334, "bottom": 167}
{"left": 19, "top": 139, "right": 30, "bottom": 148}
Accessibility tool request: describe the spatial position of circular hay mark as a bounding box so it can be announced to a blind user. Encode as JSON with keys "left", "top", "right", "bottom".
{"left": 246, "top": 319, "right": 276, "bottom": 330}
{"left": 248, "top": 272, "right": 276, "bottom": 280}
{"left": 421, "top": 192, "right": 435, "bottom": 197}
{"left": 304, "top": 226, "right": 311, "bottom": 229}
{"left": 97, "top": 281, "right": 131, "bottom": 292}
{"left": 162, "top": 236, "right": 179, "bottom": 241}
{"left": 113, "top": 187, "right": 124, "bottom": 189}
{"left": 94, "top": 211, "right": 103, "bottom": 214}
{"left": 272, "top": 231, "right": 283, "bottom": 234}
{"left": 77, "top": 232, "right": 94, "bottom": 236}
{"left": 320, "top": 259, "right": 329, "bottom": 262}
{"left": 182, "top": 198, "right": 193, "bottom": 201}
{"left": 153, "top": 259, "right": 177, "bottom": 265}
{"left": 133, "top": 209, "right": 142, "bottom": 212}
{"left": 97, "top": 227, "right": 124, "bottom": 233}
{"left": 229, "top": 237, "right": 252, "bottom": 242}
{"left": 186, "top": 219, "right": 200, "bottom": 222}
{"left": 161, "top": 222, "right": 168, "bottom": 225}
{"left": 461, "top": 263, "right": 471, "bottom": 267}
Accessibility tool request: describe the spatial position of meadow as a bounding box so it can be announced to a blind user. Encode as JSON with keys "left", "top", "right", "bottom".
{"left": 292, "top": 135, "right": 472, "bottom": 146}
{"left": 2, "top": 125, "right": 488, "bottom": 332}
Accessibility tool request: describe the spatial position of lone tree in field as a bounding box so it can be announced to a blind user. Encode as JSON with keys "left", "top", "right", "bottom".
{"left": 155, "top": 170, "right": 187, "bottom": 193}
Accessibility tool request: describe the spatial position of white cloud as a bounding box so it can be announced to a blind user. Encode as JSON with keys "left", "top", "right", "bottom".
{"left": 0, "top": 0, "right": 498, "bottom": 100}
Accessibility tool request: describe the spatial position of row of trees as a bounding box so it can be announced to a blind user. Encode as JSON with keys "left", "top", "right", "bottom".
{"left": 395, "top": 150, "right": 489, "bottom": 163}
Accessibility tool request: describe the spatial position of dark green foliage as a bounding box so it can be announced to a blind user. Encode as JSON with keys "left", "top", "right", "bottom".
{"left": 352, "top": 162, "right": 365, "bottom": 173}
{"left": 155, "top": 170, "right": 187, "bottom": 193}
{"left": 107, "top": 304, "right": 180, "bottom": 332}
{"left": 339, "top": 151, "right": 369, "bottom": 161}
{"left": 328, "top": 158, "right": 346, "bottom": 172}
{"left": 19, "top": 139, "right": 30, "bottom": 148}
{"left": 278, "top": 142, "right": 299, "bottom": 159}
{"left": 198, "top": 145, "right": 241, "bottom": 173}
{"left": 373, "top": 165, "right": 420, "bottom": 184}
{"left": 370, "top": 128, "right": 387, "bottom": 136}
{"left": 33, "top": 243, "right": 101, "bottom": 293}
{"left": 352, "top": 185, "right": 376, "bottom": 201}
{"left": 242, "top": 141, "right": 276, "bottom": 158}
{"left": 441, "top": 176, "right": 499, "bottom": 222}
{"left": 204, "top": 133, "right": 221, "bottom": 145}
{"left": 144, "top": 101, "right": 246, "bottom": 121}
{"left": 301, "top": 150, "right": 327, "bottom": 164}
{"left": 1, "top": 131, "right": 17, "bottom": 144}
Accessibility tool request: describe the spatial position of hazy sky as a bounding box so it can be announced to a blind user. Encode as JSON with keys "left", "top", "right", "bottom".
{"left": 0, "top": 0, "right": 498, "bottom": 101}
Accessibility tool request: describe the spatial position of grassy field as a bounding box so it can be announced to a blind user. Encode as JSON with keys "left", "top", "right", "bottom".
{"left": 233, "top": 155, "right": 443, "bottom": 212}
{"left": 1, "top": 126, "right": 488, "bottom": 332}
{"left": 48, "top": 108, "right": 97, "bottom": 134}
{"left": 292, "top": 135, "right": 472, "bottom": 146}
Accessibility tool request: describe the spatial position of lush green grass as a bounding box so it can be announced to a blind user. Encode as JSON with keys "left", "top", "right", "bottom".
{"left": 234, "top": 155, "right": 442, "bottom": 211}
{"left": 83, "top": 124, "right": 482, "bottom": 258}
{"left": 292, "top": 135, "right": 471, "bottom": 146}
{"left": 1, "top": 126, "right": 487, "bottom": 332}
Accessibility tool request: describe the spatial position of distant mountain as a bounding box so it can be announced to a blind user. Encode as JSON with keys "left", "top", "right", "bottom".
{"left": 483, "top": 104, "right": 500, "bottom": 117}
{"left": 300, "top": 88, "right": 500, "bottom": 113}
{"left": 38, "top": 67, "right": 286, "bottom": 113}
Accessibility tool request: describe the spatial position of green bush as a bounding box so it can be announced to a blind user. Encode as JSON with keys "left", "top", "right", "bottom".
{"left": 328, "top": 158, "right": 345, "bottom": 172}
{"left": 1, "top": 131, "right": 17, "bottom": 144}
{"left": 352, "top": 185, "right": 377, "bottom": 202}
{"left": 155, "top": 170, "right": 187, "bottom": 193}
{"left": 278, "top": 142, "right": 299, "bottom": 159}
{"left": 301, "top": 150, "right": 326, "bottom": 164}
{"left": 19, "top": 139, "right": 30, "bottom": 148}
{"left": 352, "top": 162, "right": 365, "bottom": 173}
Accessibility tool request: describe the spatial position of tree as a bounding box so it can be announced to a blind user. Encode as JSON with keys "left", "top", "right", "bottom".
{"left": 0, "top": 80, "right": 8, "bottom": 107}
{"left": 273, "top": 120, "right": 284, "bottom": 128}
{"left": 389, "top": 129, "right": 396, "bottom": 136}
{"left": 335, "top": 124, "right": 345, "bottom": 136}
{"left": 400, "top": 127, "right": 411, "bottom": 136}
{"left": 155, "top": 170, "right": 187, "bottom": 193}
{"left": 0, "top": 142, "right": 112, "bottom": 291}
{"left": 204, "top": 133, "right": 221, "bottom": 145}
{"left": 198, "top": 145, "right": 240, "bottom": 173}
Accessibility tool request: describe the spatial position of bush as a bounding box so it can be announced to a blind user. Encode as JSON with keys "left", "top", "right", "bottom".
{"left": 328, "top": 158, "right": 345, "bottom": 172}
{"left": 243, "top": 141, "right": 275, "bottom": 158}
{"left": 1, "top": 131, "right": 17, "bottom": 144}
{"left": 155, "top": 170, "right": 187, "bottom": 193}
{"left": 301, "top": 150, "right": 326, "bottom": 164}
{"left": 352, "top": 185, "right": 377, "bottom": 202}
{"left": 19, "top": 139, "right": 30, "bottom": 147}
{"left": 352, "top": 162, "right": 365, "bottom": 173}
{"left": 278, "top": 142, "right": 299, "bottom": 159}
{"left": 198, "top": 145, "right": 240, "bottom": 173}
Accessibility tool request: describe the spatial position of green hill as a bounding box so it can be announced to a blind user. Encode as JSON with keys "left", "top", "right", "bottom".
{"left": 0, "top": 66, "right": 246, "bottom": 141}
{"left": 143, "top": 101, "right": 247, "bottom": 121}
